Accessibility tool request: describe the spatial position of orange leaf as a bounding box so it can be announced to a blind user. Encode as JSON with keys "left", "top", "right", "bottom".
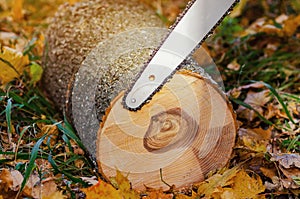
{"left": 82, "top": 180, "right": 122, "bottom": 199}
{"left": 12, "top": 0, "right": 23, "bottom": 21}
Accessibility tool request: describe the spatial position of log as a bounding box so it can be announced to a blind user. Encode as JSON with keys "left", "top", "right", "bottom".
{"left": 43, "top": 0, "right": 237, "bottom": 191}
{"left": 42, "top": 0, "right": 164, "bottom": 115}
{"left": 97, "top": 70, "right": 237, "bottom": 190}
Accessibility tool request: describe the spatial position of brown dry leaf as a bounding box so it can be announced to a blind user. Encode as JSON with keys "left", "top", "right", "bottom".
{"left": 0, "top": 46, "right": 29, "bottom": 85}
{"left": 40, "top": 180, "right": 60, "bottom": 198}
{"left": 1, "top": 169, "right": 23, "bottom": 191}
{"left": 42, "top": 191, "right": 67, "bottom": 199}
{"left": 37, "top": 125, "right": 59, "bottom": 147}
{"left": 237, "top": 90, "right": 271, "bottom": 121}
{"left": 196, "top": 167, "right": 239, "bottom": 197}
{"left": 238, "top": 82, "right": 266, "bottom": 90}
{"left": 23, "top": 172, "right": 41, "bottom": 198}
{"left": 270, "top": 153, "right": 300, "bottom": 169}
{"left": 0, "top": 169, "right": 23, "bottom": 198}
{"left": 260, "top": 167, "right": 277, "bottom": 180}
{"left": 244, "top": 90, "right": 271, "bottom": 108}
{"left": 280, "top": 167, "right": 300, "bottom": 181}
{"left": 227, "top": 59, "right": 241, "bottom": 71}
{"left": 0, "top": 169, "right": 14, "bottom": 192}
{"left": 238, "top": 128, "right": 271, "bottom": 152}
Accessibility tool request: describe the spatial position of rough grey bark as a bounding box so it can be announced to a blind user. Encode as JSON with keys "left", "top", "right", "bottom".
{"left": 42, "top": 0, "right": 164, "bottom": 114}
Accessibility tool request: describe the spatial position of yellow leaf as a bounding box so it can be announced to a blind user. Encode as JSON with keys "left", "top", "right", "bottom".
{"left": 42, "top": 191, "right": 67, "bottom": 199}
{"left": 205, "top": 170, "right": 265, "bottom": 199}
{"left": 82, "top": 172, "right": 139, "bottom": 199}
{"left": 283, "top": 15, "right": 300, "bottom": 37}
{"left": 0, "top": 46, "right": 29, "bottom": 85}
{"left": 230, "top": 170, "right": 265, "bottom": 199}
{"left": 115, "top": 170, "right": 139, "bottom": 199}
{"left": 238, "top": 128, "right": 271, "bottom": 153}
{"left": 68, "top": 0, "right": 80, "bottom": 5}
{"left": 229, "top": 0, "right": 248, "bottom": 18}
{"left": 82, "top": 180, "right": 122, "bottom": 199}
{"left": 197, "top": 167, "right": 239, "bottom": 197}
{"left": 12, "top": 0, "right": 23, "bottom": 21}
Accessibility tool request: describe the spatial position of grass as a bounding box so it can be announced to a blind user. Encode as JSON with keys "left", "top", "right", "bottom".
{"left": 0, "top": 75, "right": 97, "bottom": 198}
{"left": 0, "top": 0, "right": 299, "bottom": 198}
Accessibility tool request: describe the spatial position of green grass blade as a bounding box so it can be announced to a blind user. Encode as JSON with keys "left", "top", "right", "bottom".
{"left": 256, "top": 81, "right": 296, "bottom": 124}
{"left": 15, "top": 125, "right": 31, "bottom": 160}
{"left": 62, "top": 134, "right": 73, "bottom": 153}
{"left": 5, "top": 98, "right": 12, "bottom": 138}
{"left": 48, "top": 153, "right": 88, "bottom": 186}
{"left": 56, "top": 118, "right": 86, "bottom": 150}
{"left": 229, "top": 96, "right": 274, "bottom": 126}
{"left": 19, "top": 133, "right": 48, "bottom": 194}
{"left": 287, "top": 135, "right": 300, "bottom": 152}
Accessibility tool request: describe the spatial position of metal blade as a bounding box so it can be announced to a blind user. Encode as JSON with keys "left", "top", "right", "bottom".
{"left": 124, "top": 0, "right": 238, "bottom": 110}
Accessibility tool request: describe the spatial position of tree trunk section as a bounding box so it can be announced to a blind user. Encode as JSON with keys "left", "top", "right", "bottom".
{"left": 97, "top": 70, "right": 236, "bottom": 190}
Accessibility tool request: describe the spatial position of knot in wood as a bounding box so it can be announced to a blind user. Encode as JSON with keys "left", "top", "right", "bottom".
{"left": 144, "top": 108, "right": 198, "bottom": 153}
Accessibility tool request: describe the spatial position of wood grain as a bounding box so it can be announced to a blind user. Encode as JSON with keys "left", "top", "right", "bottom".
{"left": 97, "top": 70, "right": 237, "bottom": 190}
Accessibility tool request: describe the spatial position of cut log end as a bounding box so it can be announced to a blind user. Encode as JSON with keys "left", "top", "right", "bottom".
{"left": 97, "top": 70, "right": 237, "bottom": 190}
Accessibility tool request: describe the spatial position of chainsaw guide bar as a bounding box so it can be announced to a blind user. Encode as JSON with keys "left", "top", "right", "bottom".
{"left": 123, "top": 0, "right": 239, "bottom": 111}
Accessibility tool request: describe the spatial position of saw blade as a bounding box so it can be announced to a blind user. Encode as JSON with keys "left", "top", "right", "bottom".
{"left": 123, "top": 0, "right": 239, "bottom": 111}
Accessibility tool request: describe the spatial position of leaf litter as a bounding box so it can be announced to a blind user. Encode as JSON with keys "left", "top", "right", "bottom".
{"left": 0, "top": 0, "right": 300, "bottom": 198}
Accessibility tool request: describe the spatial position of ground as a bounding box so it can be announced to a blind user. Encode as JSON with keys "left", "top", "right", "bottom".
{"left": 0, "top": 0, "right": 299, "bottom": 198}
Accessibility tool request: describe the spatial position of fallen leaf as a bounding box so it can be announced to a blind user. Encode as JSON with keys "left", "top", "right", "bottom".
{"left": 23, "top": 172, "right": 41, "bottom": 198}
{"left": 270, "top": 153, "right": 300, "bottom": 169}
{"left": 143, "top": 188, "right": 173, "bottom": 199}
{"left": 227, "top": 59, "right": 241, "bottom": 71}
{"left": 29, "top": 62, "right": 43, "bottom": 86}
{"left": 196, "top": 167, "right": 239, "bottom": 197}
{"left": 292, "top": 176, "right": 300, "bottom": 186}
{"left": 82, "top": 180, "right": 123, "bottom": 199}
{"left": 0, "top": 46, "right": 29, "bottom": 85}
{"left": 229, "top": 0, "right": 248, "bottom": 18}
{"left": 12, "top": 0, "right": 24, "bottom": 21}
{"left": 283, "top": 15, "right": 300, "bottom": 36}
{"left": 42, "top": 191, "right": 67, "bottom": 199}
{"left": 197, "top": 168, "right": 265, "bottom": 199}
{"left": 260, "top": 167, "right": 277, "bottom": 180}
{"left": 81, "top": 176, "right": 98, "bottom": 185}
{"left": 40, "top": 180, "right": 60, "bottom": 198}
{"left": 0, "top": 169, "right": 14, "bottom": 192}
{"left": 237, "top": 90, "right": 271, "bottom": 121}
{"left": 37, "top": 125, "right": 59, "bottom": 147}
{"left": 238, "top": 127, "right": 272, "bottom": 152}
{"left": 227, "top": 170, "right": 265, "bottom": 199}
{"left": 238, "top": 82, "right": 266, "bottom": 90}
{"left": 115, "top": 170, "right": 139, "bottom": 198}
{"left": 82, "top": 171, "right": 139, "bottom": 199}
